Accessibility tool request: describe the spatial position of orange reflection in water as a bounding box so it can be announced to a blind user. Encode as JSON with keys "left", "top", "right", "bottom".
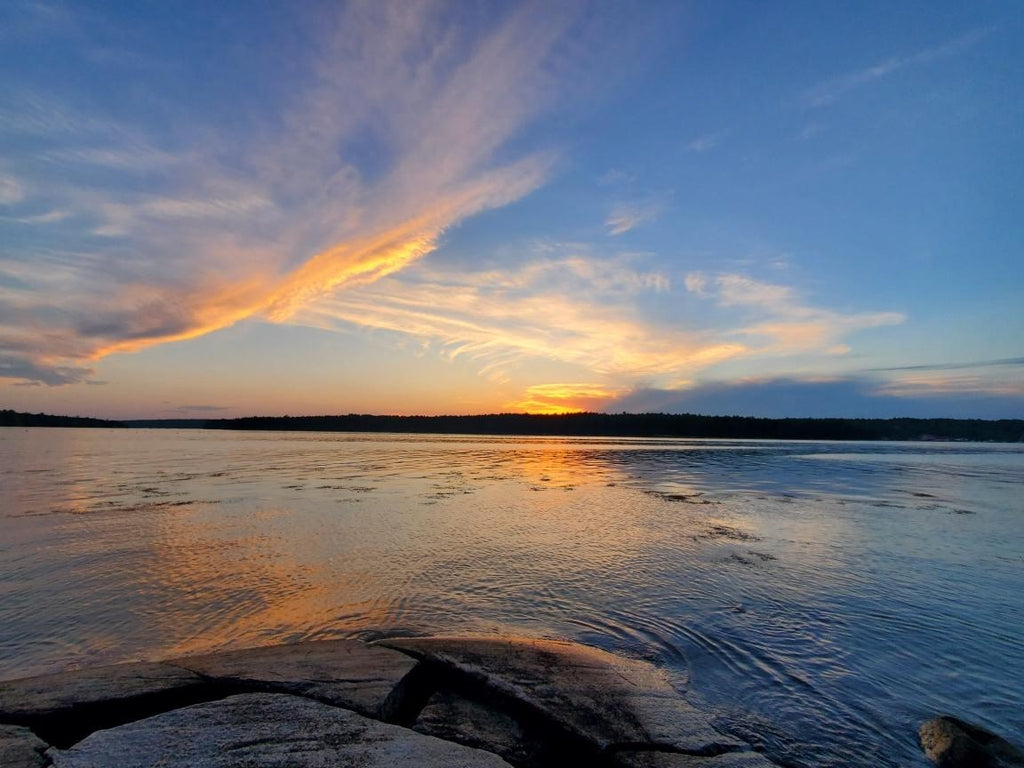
{"left": 13, "top": 432, "right": 705, "bottom": 673}
{"left": 123, "top": 435, "right": 667, "bottom": 660}
{"left": 140, "top": 500, "right": 401, "bottom": 659}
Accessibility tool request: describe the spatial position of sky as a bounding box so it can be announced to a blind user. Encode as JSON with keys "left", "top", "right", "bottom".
{"left": 1, "top": 0, "right": 1022, "bottom": 419}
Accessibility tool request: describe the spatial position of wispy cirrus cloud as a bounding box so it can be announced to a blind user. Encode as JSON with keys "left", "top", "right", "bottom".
{"left": 0, "top": 1, "right": 590, "bottom": 384}
{"left": 295, "top": 250, "right": 721, "bottom": 385}
{"left": 685, "top": 272, "right": 904, "bottom": 356}
{"left": 0, "top": 174, "right": 25, "bottom": 204}
{"left": 605, "top": 196, "right": 666, "bottom": 236}
{"left": 609, "top": 375, "right": 1024, "bottom": 419}
{"left": 282, "top": 251, "right": 905, "bottom": 414}
{"left": 685, "top": 129, "right": 728, "bottom": 153}
{"left": 803, "top": 27, "right": 992, "bottom": 107}
{"left": 38, "top": 146, "right": 180, "bottom": 172}
{"left": 872, "top": 357, "right": 1024, "bottom": 372}
{"left": 4, "top": 209, "right": 70, "bottom": 225}
{"left": 873, "top": 357, "right": 1024, "bottom": 399}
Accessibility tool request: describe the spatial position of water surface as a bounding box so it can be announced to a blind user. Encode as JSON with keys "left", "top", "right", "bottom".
{"left": 1, "top": 429, "right": 1022, "bottom": 767}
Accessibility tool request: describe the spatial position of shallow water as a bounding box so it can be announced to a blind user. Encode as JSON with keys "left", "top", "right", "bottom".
{"left": 1, "top": 429, "right": 1022, "bottom": 767}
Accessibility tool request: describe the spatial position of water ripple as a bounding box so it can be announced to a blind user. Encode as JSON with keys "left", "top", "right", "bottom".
{"left": 1, "top": 430, "right": 1022, "bottom": 768}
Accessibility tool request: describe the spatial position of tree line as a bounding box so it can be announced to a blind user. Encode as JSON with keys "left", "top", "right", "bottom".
{"left": 202, "top": 412, "right": 1024, "bottom": 442}
{"left": 4, "top": 409, "right": 1022, "bottom": 442}
{"left": 0, "top": 409, "right": 125, "bottom": 428}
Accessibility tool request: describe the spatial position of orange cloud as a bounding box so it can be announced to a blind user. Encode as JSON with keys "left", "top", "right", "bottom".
{"left": 1, "top": 3, "right": 573, "bottom": 385}
{"left": 506, "top": 383, "right": 625, "bottom": 414}
{"left": 297, "top": 254, "right": 749, "bottom": 384}
{"left": 263, "top": 155, "right": 551, "bottom": 323}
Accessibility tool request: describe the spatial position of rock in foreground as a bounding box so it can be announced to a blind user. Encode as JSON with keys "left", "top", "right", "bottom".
{"left": 919, "top": 716, "right": 1024, "bottom": 768}
{"left": 0, "top": 724, "right": 49, "bottom": 768}
{"left": 377, "top": 636, "right": 749, "bottom": 756}
{"left": 49, "top": 692, "right": 513, "bottom": 768}
{"left": 0, "top": 636, "right": 778, "bottom": 768}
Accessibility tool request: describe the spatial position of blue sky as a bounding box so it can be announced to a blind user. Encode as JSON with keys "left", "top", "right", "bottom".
{"left": 1, "top": 0, "right": 1021, "bottom": 418}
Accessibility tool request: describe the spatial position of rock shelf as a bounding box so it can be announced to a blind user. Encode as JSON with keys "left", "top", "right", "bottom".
{"left": 0, "top": 636, "right": 776, "bottom": 768}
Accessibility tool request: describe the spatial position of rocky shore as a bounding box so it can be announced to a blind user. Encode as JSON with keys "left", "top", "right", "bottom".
{"left": 2, "top": 635, "right": 1020, "bottom": 767}
{"left": 0, "top": 636, "right": 774, "bottom": 767}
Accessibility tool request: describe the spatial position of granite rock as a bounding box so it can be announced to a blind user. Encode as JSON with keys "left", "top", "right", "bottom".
{"left": 919, "top": 716, "right": 1024, "bottom": 768}
{"left": 0, "top": 723, "right": 50, "bottom": 768}
{"left": 415, "top": 688, "right": 535, "bottom": 764}
{"left": 0, "top": 636, "right": 781, "bottom": 767}
{"left": 168, "top": 639, "right": 416, "bottom": 718}
{"left": 0, "top": 662, "right": 204, "bottom": 720}
{"left": 378, "top": 636, "right": 748, "bottom": 755}
{"left": 0, "top": 661, "right": 207, "bottom": 746}
{"left": 48, "top": 692, "right": 514, "bottom": 767}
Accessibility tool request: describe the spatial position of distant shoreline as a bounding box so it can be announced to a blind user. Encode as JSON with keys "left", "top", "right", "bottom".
{"left": 3, "top": 409, "right": 1022, "bottom": 442}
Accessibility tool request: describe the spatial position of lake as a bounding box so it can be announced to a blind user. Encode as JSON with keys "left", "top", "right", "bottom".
{"left": 1, "top": 428, "right": 1022, "bottom": 767}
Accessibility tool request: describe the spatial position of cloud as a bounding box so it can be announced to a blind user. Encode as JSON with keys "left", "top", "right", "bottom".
{"left": 684, "top": 272, "right": 904, "bottom": 355}
{"left": 866, "top": 358, "right": 1024, "bottom": 400}
{"left": 0, "top": 2, "right": 927, "bottom": 403}
{"left": 0, "top": 91, "right": 142, "bottom": 141}
{"left": 795, "top": 123, "right": 823, "bottom": 141}
{"left": 603, "top": 353, "right": 1023, "bottom": 420}
{"left": 507, "top": 382, "right": 624, "bottom": 414}
{"left": 803, "top": 28, "right": 992, "bottom": 107}
{"left": 38, "top": 147, "right": 179, "bottom": 172}
{"left": 605, "top": 197, "right": 665, "bottom": 235}
{"left": 289, "top": 254, "right": 906, "bottom": 414}
{"left": 0, "top": 1, "right": 78, "bottom": 45}
{"left": 609, "top": 376, "right": 1024, "bottom": 419}
{"left": 0, "top": 1, "right": 588, "bottom": 384}
{"left": 4, "top": 209, "right": 69, "bottom": 225}
{"left": 685, "top": 130, "right": 726, "bottom": 153}
{"left": 297, "top": 250, "right": 723, "bottom": 383}
{"left": 0, "top": 353, "right": 92, "bottom": 386}
{"left": 875, "top": 367, "right": 1024, "bottom": 400}
{"left": 872, "top": 357, "right": 1024, "bottom": 372}
{"left": 0, "top": 174, "right": 24, "bottom": 204}
{"left": 597, "top": 168, "right": 637, "bottom": 186}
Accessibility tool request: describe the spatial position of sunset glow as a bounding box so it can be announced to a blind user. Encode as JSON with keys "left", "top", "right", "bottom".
{"left": 1, "top": 1, "right": 1021, "bottom": 418}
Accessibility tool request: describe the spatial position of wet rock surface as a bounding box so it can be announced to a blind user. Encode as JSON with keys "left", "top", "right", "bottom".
{"left": 376, "top": 636, "right": 754, "bottom": 758}
{"left": 0, "top": 636, "right": 777, "bottom": 768}
{"left": 919, "top": 716, "right": 1024, "bottom": 768}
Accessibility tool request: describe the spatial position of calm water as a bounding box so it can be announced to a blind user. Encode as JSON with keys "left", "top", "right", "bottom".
{"left": 1, "top": 429, "right": 1022, "bottom": 767}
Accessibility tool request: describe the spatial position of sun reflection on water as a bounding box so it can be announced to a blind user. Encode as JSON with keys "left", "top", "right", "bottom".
{"left": 2, "top": 430, "right": 1023, "bottom": 768}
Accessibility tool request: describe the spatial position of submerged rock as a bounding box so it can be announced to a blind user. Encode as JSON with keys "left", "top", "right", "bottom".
{"left": 919, "top": 716, "right": 1024, "bottom": 768}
